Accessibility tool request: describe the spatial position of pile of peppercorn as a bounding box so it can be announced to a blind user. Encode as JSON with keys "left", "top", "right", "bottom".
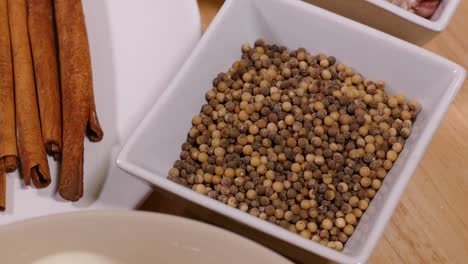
{"left": 168, "top": 39, "right": 420, "bottom": 251}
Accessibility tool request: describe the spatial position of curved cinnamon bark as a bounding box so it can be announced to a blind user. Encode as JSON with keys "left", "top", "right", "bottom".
{"left": 0, "top": 160, "right": 5, "bottom": 211}
{"left": 0, "top": 0, "right": 18, "bottom": 175}
{"left": 27, "top": 0, "right": 62, "bottom": 160}
{"left": 55, "top": 0, "right": 103, "bottom": 201}
{"left": 8, "top": 0, "right": 51, "bottom": 188}
{"left": 0, "top": 0, "right": 16, "bottom": 209}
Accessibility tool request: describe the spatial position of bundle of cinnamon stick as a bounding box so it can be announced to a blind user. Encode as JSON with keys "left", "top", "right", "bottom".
{"left": 0, "top": 0, "right": 103, "bottom": 210}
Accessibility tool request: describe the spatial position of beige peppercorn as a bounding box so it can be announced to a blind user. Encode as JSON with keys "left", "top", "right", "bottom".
{"left": 335, "top": 218, "right": 346, "bottom": 229}
{"left": 227, "top": 197, "right": 238, "bottom": 207}
{"left": 345, "top": 213, "right": 357, "bottom": 225}
{"left": 321, "top": 70, "right": 332, "bottom": 80}
{"left": 351, "top": 74, "right": 362, "bottom": 84}
{"left": 319, "top": 59, "right": 329, "bottom": 68}
{"left": 193, "top": 184, "right": 207, "bottom": 195}
{"left": 307, "top": 221, "right": 318, "bottom": 233}
{"left": 335, "top": 241, "right": 344, "bottom": 251}
{"left": 392, "top": 142, "right": 403, "bottom": 153}
{"left": 273, "top": 182, "right": 284, "bottom": 193}
{"left": 169, "top": 168, "right": 180, "bottom": 177}
{"left": 409, "top": 99, "right": 421, "bottom": 111}
{"left": 358, "top": 199, "right": 369, "bottom": 210}
{"left": 343, "top": 224, "right": 354, "bottom": 236}
{"left": 224, "top": 168, "right": 235, "bottom": 178}
{"left": 337, "top": 182, "right": 349, "bottom": 193}
{"left": 349, "top": 196, "right": 359, "bottom": 207}
{"left": 275, "top": 209, "right": 285, "bottom": 219}
{"left": 326, "top": 241, "right": 336, "bottom": 249}
{"left": 371, "top": 179, "right": 382, "bottom": 190}
{"left": 284, "top": 211, "right": 294, "bottom": 222}
{"left": 321, "top": 219, "right": 333, "bottom": 230}
{"left": 300, "top": 229, "right": 312, "bottom": 239}
{"left": 300, "top": 199, "right": 311, "bottom": 210}
{"left": 359, "top": 166, "right": 371, "bottom": 177}
{"left": 296, "top": 220, "right": 307, "bottom": 231}
{"left": 239, "top": 203, "right": 249, "bottom": 212}
{"left": 353, "top": 208, "right": 363, "bottom": 218}
{"left": 376, "top": 168, "right": 387, "bottom": 179}
{"left": 386, "top": 150, "right": 398, "bottom": 162}
{"left": 246, "top": 189, "right": 257, "bottom": 200}
{"left": 360, "top": 177, "right": 371, "bottom": 188}
{"left": 312, "top": 235, "right": 321, "bottom": 242}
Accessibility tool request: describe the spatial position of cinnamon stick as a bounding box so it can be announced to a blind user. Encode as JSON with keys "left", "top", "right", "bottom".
{"left": 27, "top": 0, "right": 62, "bottom": 160}
{"left": 0, "top": 0, "right": 18, "bottom": 174}
{"left": 55, "top": 0, "right": 103, "bottom": 201}
{"left": 0, "top": 160, "right": 5, "bottom": 211}
{"left": 8, "top": 0, "right": 51, "bottom": 188}
{"left": 1, "top": 0, "right": 17, "bottom": 209}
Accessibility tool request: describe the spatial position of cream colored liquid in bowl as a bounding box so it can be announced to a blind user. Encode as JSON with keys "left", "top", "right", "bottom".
{"left": 32, "top": 251, "right": 120, "bottom": 264}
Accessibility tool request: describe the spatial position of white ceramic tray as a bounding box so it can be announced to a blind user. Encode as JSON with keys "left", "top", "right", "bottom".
{"left": 304, "top": 0, "right": 461, "bottom": 45}
{"left": 0, "top": 0, "right": 201, "bottom": 224}
{"left": 117, "top": 0, "right": 466, "bottom": 263}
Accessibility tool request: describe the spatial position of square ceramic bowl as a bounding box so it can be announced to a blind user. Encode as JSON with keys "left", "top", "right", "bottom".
{"left": 304, "top": 0, "right": 462, "bottom": 45}
{"left": 117, "top": 0, "right": 466, "bottom": 263}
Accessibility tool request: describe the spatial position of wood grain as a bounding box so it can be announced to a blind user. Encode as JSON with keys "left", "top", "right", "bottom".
{"left": 140, "top": 0, "right": 468, "bottom": 263}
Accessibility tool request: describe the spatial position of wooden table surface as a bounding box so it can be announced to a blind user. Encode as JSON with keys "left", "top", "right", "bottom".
{"left": 140, "top": 1, "right": 468, "bottom": 263}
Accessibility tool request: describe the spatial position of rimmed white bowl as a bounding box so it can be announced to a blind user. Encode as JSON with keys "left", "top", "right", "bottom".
{"left": 0, "top": 210, "right": 292, "bottom": 264}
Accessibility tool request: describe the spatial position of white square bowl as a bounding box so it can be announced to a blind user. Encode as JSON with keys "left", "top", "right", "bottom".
{"left": 304, "top": 0, "right": 462, "bottom": 45}
{"left": 117, "top": 0, "right": 466, "bottom": 263}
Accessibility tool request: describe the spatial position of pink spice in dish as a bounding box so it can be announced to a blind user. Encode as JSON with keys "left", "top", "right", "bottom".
{"left": 388, "top": 0, "right": 440, "bottom": 18}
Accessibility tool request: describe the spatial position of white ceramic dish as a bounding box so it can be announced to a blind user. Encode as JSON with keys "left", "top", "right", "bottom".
{"left": 117, "top": 0, "right": 466, "bottom": 263}
{"left": 0, "top": 0, "right": 201, "bottom": 224}
{"left": 0, "top": 210, "right": 293, "bottom": 264}
{"left": 303, "top": 0, "right": 461, "bottom": 45}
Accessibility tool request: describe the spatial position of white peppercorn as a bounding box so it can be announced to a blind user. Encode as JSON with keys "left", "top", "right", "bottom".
{"left": 169, "top": 39, "right": 419, "bottom": 252}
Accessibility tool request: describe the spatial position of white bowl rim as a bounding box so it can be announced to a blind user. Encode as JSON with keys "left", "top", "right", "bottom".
{"left": 365, "top": 0, "right": 461, "bottom": 31}
{"left": 0, "top": 210, "right": 293, "bottom": 264}
{"left": 117, "top": 0, "right": 466, "bottom": 263}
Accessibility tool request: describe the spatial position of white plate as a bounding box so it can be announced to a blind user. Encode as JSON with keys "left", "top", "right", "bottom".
{"left": 0, "top": 210, "right": 293, "bottom": 264}
{"left": 0, "top": 0, "right": 201, "bottom": 224}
